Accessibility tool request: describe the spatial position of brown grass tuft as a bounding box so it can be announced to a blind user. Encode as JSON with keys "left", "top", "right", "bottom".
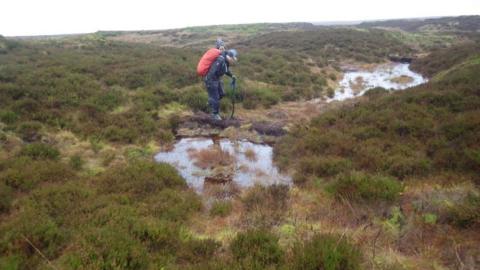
{"left": 244, "top": 148, "right": 257, "bottom": 161}
{"left": 189, "top": 146, "right": 234, "bottom": 169}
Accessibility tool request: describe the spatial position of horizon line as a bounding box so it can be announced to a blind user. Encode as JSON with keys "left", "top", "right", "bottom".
{"left": 3, "top": 14, "right": 479, "bottom": 38}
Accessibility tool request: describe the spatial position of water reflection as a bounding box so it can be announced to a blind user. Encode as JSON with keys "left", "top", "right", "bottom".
{"left": 154, "top": 138, "right": 291, "bottom": 192}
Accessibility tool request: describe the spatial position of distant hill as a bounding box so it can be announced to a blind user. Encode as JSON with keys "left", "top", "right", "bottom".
{"left": 100, "top": 22, "right": 317, "bottom": 48}
{"left": 234, "top": 28, "right": 413, "bottom": 63}
{"left": 9, "top": 23, "right": 316, "bottom": 49}
{"left": 359, "top": 15, "right": 480, "bottom": 32}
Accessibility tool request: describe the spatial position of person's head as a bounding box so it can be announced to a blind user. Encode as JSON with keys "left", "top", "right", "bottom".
{"left": 216, "top": 38, "right": 225, "bottom": 51}
{"left": 226, "top": 49, "right": 238, "bottom": 65}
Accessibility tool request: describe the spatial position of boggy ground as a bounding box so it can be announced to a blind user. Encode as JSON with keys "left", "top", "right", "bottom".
{"left": 176, "top": 61, "right": 422, "bottom": 144}
{"left": 0, "top": 60, "right": 451, "bottom": 269}
{"left": 2, "top": 26, "right": 479, "bottom": 269}
{"left": 175, "top": 96, "right": 353, "bottom": 144}
{"left": 172, "top": 53, "right": 480, "bottom": 269}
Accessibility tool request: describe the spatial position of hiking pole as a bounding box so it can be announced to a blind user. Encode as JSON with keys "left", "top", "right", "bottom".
{"left": 229, "top": 77, "right": 237, "bottom": 119}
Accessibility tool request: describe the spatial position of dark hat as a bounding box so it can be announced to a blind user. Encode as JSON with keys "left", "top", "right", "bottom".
{"left": 226, "top": 49, "right": 238, "bottom": 61}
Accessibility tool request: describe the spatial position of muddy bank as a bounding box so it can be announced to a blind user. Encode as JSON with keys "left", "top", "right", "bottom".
{"left": 176, "top": 112, "right": 288, "bottom": 144}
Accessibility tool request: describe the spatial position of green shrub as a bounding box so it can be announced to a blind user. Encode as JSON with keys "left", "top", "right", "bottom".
{"left": 326, "top": 171, "right": 403, "bottom": 202}
{"left": 123, "top": 146, "right": 152, "bottom": 161}
{"left": 133, "top": 89, "right": 161, "bottom": 111}
{"left": 290, "top": 234, "right": 362, "bottom": 270}
{"left": 242, "top": 87, "right": 280, "bottom": 109}
{"left": 230, "top": 230, "right": 283, "bottom": 269}
{"left": 326, "top": 87, "right": 335, "bottom": 98}
{"left": 89, "top": 137, "right": 104, "bottom": 153}
{"left": 177, "top": 238, "right": 220, "bottom": 264}
{"left": 298, "top": 156, "right": 352, "bottom": 178}
{"left": 440, "top": 114, "right": 478, "bottom": 141}
{"left": 156, "top": 129, "right": 175, "bottom": 144}
{"left": 242, "top": 185, "right": 289, "bottom": 227}
{"left": 28, "top": 183, "right": 91, "bottom": 226}
{"left": 351, "top": 126, "right": 383, "bottom": 140}
{"left": 132, "top": 218, "right": 180, "bottom": 253}
{"left": 12, "top": 99, "right": 39, "bottom": 115}
{"left": 92, "top": 88, "right": 126, "bottom": 111}
{"left": 69, "top": 154, "right": 85, "bottom": 170}
{"left": 364, "top": 87, "right": 389, "bottom": 98}
{"left": 0, "top": 110, "right": 18, "bottom": 124}
{"left": 148, "top": 188, "right": 202, "bottom": 222}
{"left": 0, "top": 158, "right": 74, "bottom": 191}
{"left": 180, "top": 86, "right": 209, "bottom": 112}
{"left": 423, "top": 213, "right": 438, "bottom": 225}
{"left": 0, "top": 182, "right": 13, "bottom": 214}
{"left": 19, "top": 143, "right": 60, "bottom": 160}
{"left": 66, "top": 226, "right": 148, "bottom": 270}
{"left": 383, "top": 206, "right": 405, "bottom": 235}
{"left": 0, "top": 208, "right": 68, "bottom": 268}
{"left": 99, "top": 161, "right": 187, "bottom": 199}
{"left": 103, "top": 125, "right": 137, "bottom": 143}
{"left": 386, "top": 155, "right": 431, "bottom": 179}
{"left": 447, "top": 192, "right": 480, "bottom": 228}
{"left": 210, "top": 200, "right": 233, "bottom": 217}
{"left": 0, "top": 255, "right": 23, "bottom": 270}
{"left": 132, "top": 215, "right": 214, "bottom": 263}
{"left": 257, "top": 88, "right": 281, "bottom": 108}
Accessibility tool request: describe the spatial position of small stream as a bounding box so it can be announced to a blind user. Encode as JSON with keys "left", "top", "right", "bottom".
{"left": 328, "top": 63, "right": 427, "bottom": 102}
{"left": 154, "top": 137, "right": 291, "bottom": 192}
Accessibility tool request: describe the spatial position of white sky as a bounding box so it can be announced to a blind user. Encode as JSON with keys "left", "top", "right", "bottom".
{"left": 1, "top": 0, "right": 479, "bottom": 36}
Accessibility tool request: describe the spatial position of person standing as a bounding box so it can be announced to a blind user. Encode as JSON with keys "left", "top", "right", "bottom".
{"left": 204, "top": 48, "right": 237, "bottom": 120}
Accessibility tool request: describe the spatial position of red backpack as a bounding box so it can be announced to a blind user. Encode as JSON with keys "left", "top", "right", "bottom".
{"left": 196, "top": 48, "right": 221, "bottom": 77}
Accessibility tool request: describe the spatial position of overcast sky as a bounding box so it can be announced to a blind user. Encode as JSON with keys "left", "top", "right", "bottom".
{"left": 1, "top": 0, "right": 479, "bottom": 36}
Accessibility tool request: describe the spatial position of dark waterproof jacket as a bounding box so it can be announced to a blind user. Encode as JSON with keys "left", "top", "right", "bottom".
{"left": 204, "top": 52, "right": 233, "bottom": 82}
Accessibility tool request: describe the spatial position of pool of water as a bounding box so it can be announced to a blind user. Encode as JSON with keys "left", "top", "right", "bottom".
{"left": 328, "top": 63, "right": 427, "bottom": 102}
{"left": 154, "top": 137, "right": 292, "bottom": 191}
